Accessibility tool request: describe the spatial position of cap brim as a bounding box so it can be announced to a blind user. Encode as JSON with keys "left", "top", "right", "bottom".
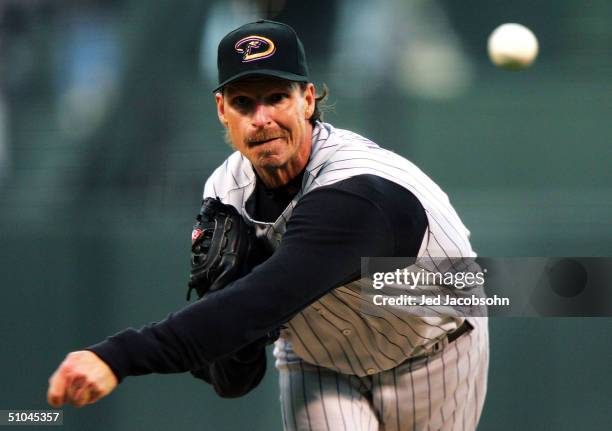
{"left": 213, "top": 69, "right": 309, "bottom": 93}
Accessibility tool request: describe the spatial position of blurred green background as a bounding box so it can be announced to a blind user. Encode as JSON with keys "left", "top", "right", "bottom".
{"left": 1, "top": 0, "right": 610, "bottom": 430}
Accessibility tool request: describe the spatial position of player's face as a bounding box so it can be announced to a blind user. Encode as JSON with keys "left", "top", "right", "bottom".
{"left": 216, "top": 78, "right": 315, "bottom": 177}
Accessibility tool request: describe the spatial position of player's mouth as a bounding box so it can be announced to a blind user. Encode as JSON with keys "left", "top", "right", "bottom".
{"left": 248, "top": 136, "right": 285, "bottom": 147}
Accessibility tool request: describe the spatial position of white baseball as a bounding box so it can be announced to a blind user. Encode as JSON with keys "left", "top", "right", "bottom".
{"left": 488, "top": 23, "right": 539, "bottom": 70}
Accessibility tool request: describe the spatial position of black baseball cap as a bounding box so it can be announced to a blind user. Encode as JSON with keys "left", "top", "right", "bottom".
{"left": 214, "top": 20, "right": 310, "bottom": 92}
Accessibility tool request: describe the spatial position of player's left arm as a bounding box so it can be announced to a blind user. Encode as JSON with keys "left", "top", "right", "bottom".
{"left": 47, "top": 175, "right": 426, "bottom": 407}
{"left": 47, "top": 351, "right": 117, "bottom": 408}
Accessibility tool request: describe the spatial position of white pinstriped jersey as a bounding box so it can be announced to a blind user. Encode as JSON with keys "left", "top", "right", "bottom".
{"left": 203, "top": 122, "right": 481, "bottom": 377}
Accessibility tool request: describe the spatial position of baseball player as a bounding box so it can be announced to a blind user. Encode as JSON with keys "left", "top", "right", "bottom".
{"left": 47, "top": 20, "right": 489, "bottom": 430}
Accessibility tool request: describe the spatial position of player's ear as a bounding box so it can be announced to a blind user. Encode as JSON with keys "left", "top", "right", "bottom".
{"left": 216, "top": 92, "right": 228, "bottom": 128}
{"left": 303, "top": 83, "right": 315, "bottom": 120}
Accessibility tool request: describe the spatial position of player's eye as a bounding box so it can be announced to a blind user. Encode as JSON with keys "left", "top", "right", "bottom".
{"left": 231, "top": 96, "right": 252, "bottom": 109}
{"left": 267, "top": 93, "right": 288, "bottom": 104}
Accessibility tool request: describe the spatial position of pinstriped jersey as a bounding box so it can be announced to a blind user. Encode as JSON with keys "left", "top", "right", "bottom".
{"left": 203, "top": 122, "right": 479, "bottom": 377}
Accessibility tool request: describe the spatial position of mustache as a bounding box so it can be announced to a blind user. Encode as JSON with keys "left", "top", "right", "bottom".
{"left": 245, "top": 130, "right": 289, "bottom": 146}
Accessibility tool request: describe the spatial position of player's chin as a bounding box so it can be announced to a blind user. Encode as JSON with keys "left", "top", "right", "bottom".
{"left": 254, "top": 152, "right": 287, "bottom": 169}
{"left": 258, "top": 159, "right": 286, "bottom": 170}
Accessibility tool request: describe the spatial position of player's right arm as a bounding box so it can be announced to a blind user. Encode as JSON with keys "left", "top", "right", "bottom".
{"left": 190, "top": 342, "right": 267, "bottom": 398}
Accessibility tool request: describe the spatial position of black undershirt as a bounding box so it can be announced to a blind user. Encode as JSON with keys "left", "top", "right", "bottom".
{"left": 88, "top": 174, "right": 428, "bottom": 381}
{"left": 247, "top": 169, "right": 305, "bottom": 223}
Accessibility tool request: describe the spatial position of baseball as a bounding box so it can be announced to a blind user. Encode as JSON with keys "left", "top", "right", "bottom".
{"left": 487, "top": 23, "right": 539, "bottom": 70}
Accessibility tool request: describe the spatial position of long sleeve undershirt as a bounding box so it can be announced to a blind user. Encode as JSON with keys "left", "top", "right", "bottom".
{"left": 88, "top": 174, "right": 427, "bottom": 382}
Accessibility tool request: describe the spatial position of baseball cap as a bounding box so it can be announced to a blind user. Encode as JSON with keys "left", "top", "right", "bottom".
{"left": 214, "top": 20, "right": 310, "bottom": 92}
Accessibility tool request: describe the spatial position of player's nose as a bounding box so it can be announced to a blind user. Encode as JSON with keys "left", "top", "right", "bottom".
{"left": 251, "top": 102, "right": 272, "bottom": 127}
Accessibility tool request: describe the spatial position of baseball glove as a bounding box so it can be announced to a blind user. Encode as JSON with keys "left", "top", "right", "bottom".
{"left": 186, "top": 197, "right": 254, "bottom": 300}
{"left": 186, "top": 197, "right": 279, "bottom": 398}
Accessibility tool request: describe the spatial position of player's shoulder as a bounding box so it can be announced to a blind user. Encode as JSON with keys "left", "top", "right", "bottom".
{"left": 310, "top": 122, "right": 411, "bottom": 176}
{"left": 203, "top": 151, "right": 255, "bottom": 199}
{"left": 308, "top": 122, "right": 386, "bottom": 171}
{"left": 323, "top": 122, "right": 381, "bottom": 150}
{"left": 309, "top": 123, "right": 447, "bottom": 201}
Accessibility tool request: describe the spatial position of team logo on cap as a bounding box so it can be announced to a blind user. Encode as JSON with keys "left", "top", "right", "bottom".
{"left": 234, "top": 35, "right": 276, "bottom": 62}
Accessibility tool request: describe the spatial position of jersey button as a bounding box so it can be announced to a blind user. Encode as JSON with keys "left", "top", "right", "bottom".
{"left": 342, "top": 329, "right": 352, "bottom": 336}
{"left": 367, "top": 368, "right": 377, "bottom": 375}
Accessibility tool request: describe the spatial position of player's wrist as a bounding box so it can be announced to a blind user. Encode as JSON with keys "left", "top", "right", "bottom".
{"left": 85, "top": 341, "right": 128, "bottom": 384}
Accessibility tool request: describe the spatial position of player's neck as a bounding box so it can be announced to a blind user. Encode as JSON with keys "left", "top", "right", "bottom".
{"left": 256, "top": 165, "right": 304, "bottom": 189}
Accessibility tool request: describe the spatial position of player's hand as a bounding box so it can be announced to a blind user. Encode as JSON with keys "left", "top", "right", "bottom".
{"left": 47, "top": 351, "right": 118, "bottom": 408}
